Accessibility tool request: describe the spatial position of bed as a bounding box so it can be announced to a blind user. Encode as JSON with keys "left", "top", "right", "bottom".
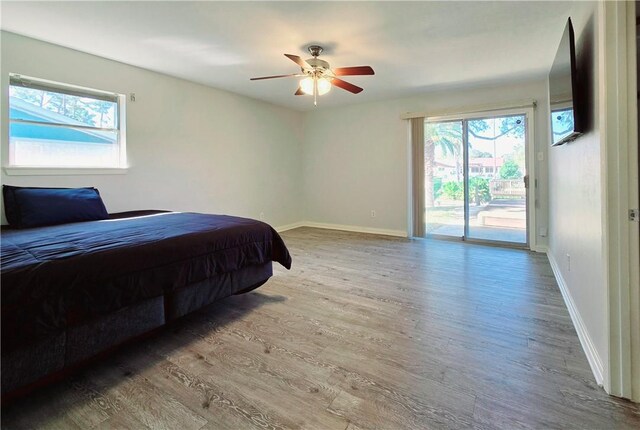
{"left": 1, "top": 209, "right": 292, "bottom": 397}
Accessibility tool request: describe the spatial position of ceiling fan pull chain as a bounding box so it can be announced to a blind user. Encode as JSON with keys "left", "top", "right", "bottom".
{"left": 313, "top": 76, "right": 318, "bottom": 106}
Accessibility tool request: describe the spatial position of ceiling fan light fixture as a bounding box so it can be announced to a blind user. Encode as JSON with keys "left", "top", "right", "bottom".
{"left": 299, "top": 77, "right": 314, "bottom": 95}
{"left": 317, "top": 77, "right": 332, "bottom": 95}
{"left": 300, "top": 76, "right": 332, "bottom": 96}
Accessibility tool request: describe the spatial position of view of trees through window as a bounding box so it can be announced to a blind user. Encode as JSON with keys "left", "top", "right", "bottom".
{"left": 9, "top": 86, "right": 117, "bottom": 129}
{"left": 424, "top": 114, "right": 527, "bottom": 244}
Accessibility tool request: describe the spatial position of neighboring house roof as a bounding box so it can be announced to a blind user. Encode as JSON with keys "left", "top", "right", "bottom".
{"left": 434, "top": 160, "right": 456, "bottom": 168}
{"left": 9, "top": 97, "right": 113, "bottom": 144}
{"left": 469, "top": 157, "right": 504, "bottom": 168}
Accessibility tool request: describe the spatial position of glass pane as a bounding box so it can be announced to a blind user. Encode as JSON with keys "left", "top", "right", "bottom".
{"left": 424, "top": 120, "right": 464, "bottom": 237}
{"left": 9, "top": 86, "right": 117, "bottom": 129}
{"left": 551, "top": 107, "right": 574, "bottom": 144}
{"left": 466, "top": 115, "right": 527, "bottom": 244}
{"left": 9, "top": 122, "right": 120, "bottom": 168}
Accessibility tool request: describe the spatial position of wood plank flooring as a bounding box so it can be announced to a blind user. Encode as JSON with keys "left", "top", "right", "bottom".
{"left": 2, "top": 227, "right": 639, "bottom": 429}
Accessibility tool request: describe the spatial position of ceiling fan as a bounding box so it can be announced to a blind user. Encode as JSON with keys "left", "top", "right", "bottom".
{"left": 250, "top": 45, "right": 374, "bottom": 106}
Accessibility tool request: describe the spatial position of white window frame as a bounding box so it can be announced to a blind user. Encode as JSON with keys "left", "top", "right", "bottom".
{"left": 5, "top": 74, "right": 127, "bottom": 175}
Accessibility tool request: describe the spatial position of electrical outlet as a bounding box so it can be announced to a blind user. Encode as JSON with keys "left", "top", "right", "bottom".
{"left": 566, "top": 254, "right": 571, "bottom": 272}
{"left": 129, "top": 93, "right": 136, "bottom": 102}
{"left": 370, "top": 210, "right": 376, "bottom": 218}
{"left": 539, "top": 227, "right": 548, "bottom": 237}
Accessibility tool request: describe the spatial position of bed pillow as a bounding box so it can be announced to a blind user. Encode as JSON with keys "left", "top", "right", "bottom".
{"left": 3, "top": 185, "right": 109, "bottom": 228}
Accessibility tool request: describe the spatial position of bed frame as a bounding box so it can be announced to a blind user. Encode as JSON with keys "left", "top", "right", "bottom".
{"left": 1, "top": 262, "right": 272, "bottom": 401}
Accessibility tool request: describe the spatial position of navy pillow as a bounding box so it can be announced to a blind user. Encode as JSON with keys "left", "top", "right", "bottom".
{"left": 3, "top": 185, "right": 109, "bottom": 228}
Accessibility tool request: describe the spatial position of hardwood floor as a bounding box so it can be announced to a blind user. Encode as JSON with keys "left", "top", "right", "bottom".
{"left": 2, "top": 227, "right": 639, "bottom": 429}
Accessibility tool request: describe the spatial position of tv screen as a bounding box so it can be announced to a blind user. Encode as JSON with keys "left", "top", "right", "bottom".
{"left": 549, "top": 18, "right": 582, "bottom": 146}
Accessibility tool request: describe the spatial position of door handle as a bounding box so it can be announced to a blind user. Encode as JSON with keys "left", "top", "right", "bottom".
{"left": 524, "top": 175, "right": 529, "bottom": 188}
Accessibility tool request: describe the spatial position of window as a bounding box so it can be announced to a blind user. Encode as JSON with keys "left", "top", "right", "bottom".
{"left": 8, "top": 74, "right": 125, "bottom": 168}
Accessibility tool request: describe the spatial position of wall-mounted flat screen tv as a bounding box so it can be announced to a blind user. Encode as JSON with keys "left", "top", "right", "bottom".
{"left": 549, "top": 17, "right": 583, "bottom": 146}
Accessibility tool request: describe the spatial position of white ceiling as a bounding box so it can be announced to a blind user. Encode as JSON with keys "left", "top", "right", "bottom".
{"left": 0, "top": 1, "right": 574, "bottom": 111}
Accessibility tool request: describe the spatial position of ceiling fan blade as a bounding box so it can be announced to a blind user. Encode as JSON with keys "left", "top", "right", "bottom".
{"left": 333, "top": 66, "right": 375, "bottom": 76}
{"left": 331, "top": 78, "right": 363, "bottom": 94}
{"left": 295, "top": 88, "right": 305, "bottom": 96}
{"left": 285, "top": 54, "right": 311, "bottom": 69}
{"left": 250, "top": 74, "right": 299, "bottom": 81}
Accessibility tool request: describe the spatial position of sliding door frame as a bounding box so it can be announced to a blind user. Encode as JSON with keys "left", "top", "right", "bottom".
{"left": 463, "top": 120, "right": 471, "bottom": 241}
{"left": 425, "top": 106, "right": 537, "bottom": 250}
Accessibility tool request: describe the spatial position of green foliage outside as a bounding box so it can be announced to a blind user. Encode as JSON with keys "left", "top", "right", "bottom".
{"left": 441, "top": 181, "right": 463, "bottom": 201}
{"left": 499, "top": 159, "right": 522, "bottom": 179}
{"left": 440, "top": 178, "right": 492, "bottom": 205}
{"left": 469, "top": 177, "right": 492, "bottom": 205}
{"left": 432, "top": 177, "right": 443, "bottom": 200}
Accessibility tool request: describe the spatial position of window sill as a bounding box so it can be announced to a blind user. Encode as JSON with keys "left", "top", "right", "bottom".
{"left": 3, "top": 167, "right": 129, "bottom": 176}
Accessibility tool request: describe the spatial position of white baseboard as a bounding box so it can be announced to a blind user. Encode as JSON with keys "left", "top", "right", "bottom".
{"left": 303, "top": 221, "right": 408, "bottom": 238}
{"left": 275, "top": 220, "right": 407, "bottom": 238}
{"left": 547, "top": 251, "right": 604, "bottom": 386}
{"left": 275, "top": 221, "right": 307, "bottom": 233}
{"left": 533, "top": 245, "right": 548, "bottom": 253}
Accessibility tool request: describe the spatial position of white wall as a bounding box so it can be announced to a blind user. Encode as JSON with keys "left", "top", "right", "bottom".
{"left": 302, "top": 80, "right": 551, "bottom": 246}
{"left": 1, "top": 32, "right": 305, "bottom": 227}
{"left": 547, "top": 2, "right": 608, "bottom": 383}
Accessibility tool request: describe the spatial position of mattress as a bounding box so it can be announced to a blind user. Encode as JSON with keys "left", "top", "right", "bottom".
{"left": 1, "top": 211, "right": 291, "bottom": 351}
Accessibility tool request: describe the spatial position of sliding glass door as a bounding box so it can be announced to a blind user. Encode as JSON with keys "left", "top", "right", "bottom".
{"left": 424, "top": 111, "right": 529, "bottom": 247}
{"left": 424, "top": 120, "right": 464, "bottom": 237}
{"left": 466, "top": 115, "right": 527, "bottom": 243}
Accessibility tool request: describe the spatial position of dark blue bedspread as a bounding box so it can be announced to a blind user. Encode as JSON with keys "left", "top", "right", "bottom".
{"left": 1, "top": 211, "right": 291, "bottom": 351}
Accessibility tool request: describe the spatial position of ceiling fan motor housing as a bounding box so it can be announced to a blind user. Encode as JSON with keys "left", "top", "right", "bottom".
{"left": 305, "top": 58, "right": 330, "bottom": 72}
{"left": 308, "top": 45, "right": 323, "bottom": 57}
{"left": 303, "top": 46, "right": 332, "bottom": 78}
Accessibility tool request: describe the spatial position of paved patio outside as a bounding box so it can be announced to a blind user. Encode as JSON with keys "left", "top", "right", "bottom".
{"left": 426, "top": 198, "right": 526, "bottom": 244}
